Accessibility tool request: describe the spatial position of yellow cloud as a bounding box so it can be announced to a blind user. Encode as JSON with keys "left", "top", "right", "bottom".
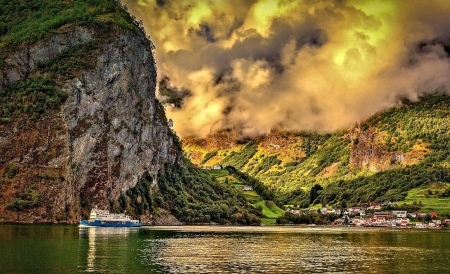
{"left": 122, "top": 0, "right": 450, "bottom": 137}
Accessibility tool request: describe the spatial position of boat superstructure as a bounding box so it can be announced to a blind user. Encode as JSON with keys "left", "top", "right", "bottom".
{"left": 79, "top": 207, "right": 141, "bottom": 227}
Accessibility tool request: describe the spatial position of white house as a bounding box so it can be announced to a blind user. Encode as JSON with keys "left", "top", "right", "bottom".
{"left": 344, "top": 207, "right": 365, "bottom": 216}
{"left": 321, "top": 207, "right": 341, "bottom": 215}
{"left": 395, "top": 218, "right": 410, "bottom": 225}
{"left": 286, "top": 208, "right": 301, "bottom": 215}
{"left": 392, "top": 211, "right": 407, "bottom": 218}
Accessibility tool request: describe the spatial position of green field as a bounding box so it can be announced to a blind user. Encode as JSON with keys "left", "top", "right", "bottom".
{"left": 243, "top": 190, "right": 260, "bottom": 197}
{"left": 254, "top": 200, "right": 285, "bottom": 218}
{"left": 243, "top": 190, "right": 261, "bottom": 202}
{"left": 261, "top": 218, "right": 277, "bottom": 225}
{"left": 399, "top": 185, "right": 450, "bottom": 215}
{"left": 206, "top": 169, "right": 285, "bottom": 223}
{"left": 207, "top": 169, "right": 229, "bottom": 178}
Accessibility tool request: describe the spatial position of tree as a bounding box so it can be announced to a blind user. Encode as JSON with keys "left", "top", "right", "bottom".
{"left": 267, "top": 200, "right": 274, "bottom": 208}
{"left": 310, "top": 184, "right": 323, "bottom": 204}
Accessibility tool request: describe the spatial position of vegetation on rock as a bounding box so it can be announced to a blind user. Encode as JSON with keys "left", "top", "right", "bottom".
{"left": 183, "top": 93, "right": 450, "bottom": 212}
{"left": 114, "top": 162, "right": 262, "bottom": 225}
{"left": 0, "top": 0, "right": 144, "bottom": 123}
{"left": 0, "top": 0, "right": 261, "bottom": 225}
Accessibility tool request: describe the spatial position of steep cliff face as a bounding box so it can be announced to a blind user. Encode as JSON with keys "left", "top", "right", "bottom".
{"left": 0, "top": 24, "right": 181, "bottom": 223}
{"left": 0, "top": 26, "right": 94, "bottom": 88}
{"left": 183, "top": 129, "right": 307, "bottom": 168}
{"left": 348, "top": 127, "right": 429, "bottom": 172}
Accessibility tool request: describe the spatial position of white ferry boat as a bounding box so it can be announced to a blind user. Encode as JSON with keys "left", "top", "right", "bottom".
{"left": 79, "top": 207, "right": 141, "bottom": 227}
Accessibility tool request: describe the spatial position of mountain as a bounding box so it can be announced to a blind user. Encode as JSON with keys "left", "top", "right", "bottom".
{"left": 0, "top": 0, "right": 259, "bottom": 225}
{"left": 183, "top": 94, "right": 450, "bottom": 211}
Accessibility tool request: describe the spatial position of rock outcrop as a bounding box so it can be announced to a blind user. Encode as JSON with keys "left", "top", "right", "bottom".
{"left": 0, "top": 24, "right": 181, "bottom": 223}
{"left": 348, "top": 127, "right": 429, "bottom": 172}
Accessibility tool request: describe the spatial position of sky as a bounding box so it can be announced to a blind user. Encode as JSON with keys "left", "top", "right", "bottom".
{"left": 122, "top": 0, "right": 450, "bottom": 138}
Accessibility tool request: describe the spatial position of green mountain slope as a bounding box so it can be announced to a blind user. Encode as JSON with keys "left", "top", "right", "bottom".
{"left": 115, "top": 162, "right": 262, "bottom": 225}
{"left": 183, "top": 93, "right": 450, "bottom": 210}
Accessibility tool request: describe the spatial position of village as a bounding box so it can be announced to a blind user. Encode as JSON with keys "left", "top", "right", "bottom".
{"left": 201, "top": 166, "right": 450, "bottom": 228}
{"left": 286, "top": 202, "right": 450, "bottom": 229}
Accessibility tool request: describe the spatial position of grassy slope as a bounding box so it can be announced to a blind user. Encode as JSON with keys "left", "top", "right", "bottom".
{"left": 254, "top": 200, "right": 285, "bottom": 218}
{"left": 0, "top": 0, "right": 137, "bottom": 54}
{"left": 399, "top": 184, "right": 450, "bottom": 215}
{"left": 204, "top": 168, "right": 284, "bottom": 222}
{"left": 183, "top": 94, "right": 450, "bottom": 213}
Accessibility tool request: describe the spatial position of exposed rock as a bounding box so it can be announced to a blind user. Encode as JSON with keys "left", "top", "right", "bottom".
{"left": 317, "top": 162, "right": 341, "bottom": 178}
{"left": 0, "top": 25, "right": 181, "bottom": 223}
{"left": 184, "top": 129, "right": 306, "bottom": 167}
{"left": 348, "top": 127, "right": 429, "bottom": 172}
{"left": 1, "top": 26, "right": 94, "bottom": 89}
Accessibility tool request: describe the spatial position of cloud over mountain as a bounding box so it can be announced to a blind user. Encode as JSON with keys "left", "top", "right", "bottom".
{"left": 123, "top": 0, "right": 450, "bottom": 137}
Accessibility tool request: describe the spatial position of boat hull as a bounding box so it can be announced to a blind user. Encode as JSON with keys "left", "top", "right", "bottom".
{"left": 79, "top": 220, "right": 142, "bottom": 228}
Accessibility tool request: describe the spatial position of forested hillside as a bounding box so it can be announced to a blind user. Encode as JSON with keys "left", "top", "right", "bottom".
{"left": 183, "top": 93, "right": 450, "bottom": 210}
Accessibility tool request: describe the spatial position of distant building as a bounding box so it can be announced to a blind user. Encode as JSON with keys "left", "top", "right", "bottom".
{"left": 392, "top": 211, "right": 407, "bottom": 218}
{"left": 433, "top": 220, "right": 441, "bottom": 225}
{"left": 415, "top": 212, "right": 427, "bottom": 218}
{"left": 213, "top": 165, "right": 223, "bottom": 170}
{"left": 368, "top": 203, "right": 381, "bottom": 210}
{"left": 416, "top": 222, "right": 426, "bottom": 228}
{"left": 395, "top": 218, "right": 410, "bottom": 225}
{"left": 243, "top": 185, "right": 253, "bottom": 191}
{"left": 400, "top": 219, "right": 409, "bottom": 228}
{"left": 373, "top": 212, "right": 391, "bottom": 221}
{"left": 344, "top": 207, "right": 365, "bottom": 216}
{"left": 286, "top": 208, "right": 301, "bottom": 215}
{"left": 382, "top": 201, "right": 392, "bottom": 207}
{"left": 321, "top": 207, "right": 342, "bottom": 215}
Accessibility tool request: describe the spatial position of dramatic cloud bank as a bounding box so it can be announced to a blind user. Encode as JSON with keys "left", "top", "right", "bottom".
{"left": 123, "top": 0, "right": 450, "bottom": 137}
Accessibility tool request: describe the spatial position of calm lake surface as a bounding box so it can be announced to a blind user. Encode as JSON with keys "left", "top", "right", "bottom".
{"left": 1, "top": 225, "right": 449, "bottom": 273}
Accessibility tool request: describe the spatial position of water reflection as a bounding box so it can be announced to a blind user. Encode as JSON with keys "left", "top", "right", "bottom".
{"left": 2, "top": 225, "right": 448, "bottom": 273}
{"left": 0, "top": 225, "right": 79, "bottom": 273}
{"left": 78, "top": 227, "right": 143, "bottom": 273}
{"left": 138, "top": 226, "right": 450, "bottom": 273}
{"left": 140, "top": 228, "right": 370, "bottom": 273}
{"left": 78, "top": 227, "right": 139, "bottom": 242}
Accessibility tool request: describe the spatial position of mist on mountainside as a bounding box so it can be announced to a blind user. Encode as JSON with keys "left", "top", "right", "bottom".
{"left": 123, "top": 0, "right": 450, "bottom": 137}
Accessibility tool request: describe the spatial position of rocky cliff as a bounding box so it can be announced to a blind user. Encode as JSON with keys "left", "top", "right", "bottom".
{"left": 0, "top": 23, "right": 181, "bottom": 223}
{"left": 348, "top": 127, "right": 429, "bottom": 172}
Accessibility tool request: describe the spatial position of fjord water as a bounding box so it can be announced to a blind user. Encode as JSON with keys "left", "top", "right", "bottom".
{"left": 1, "top": 225, "right": 449, "bottom": 273}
